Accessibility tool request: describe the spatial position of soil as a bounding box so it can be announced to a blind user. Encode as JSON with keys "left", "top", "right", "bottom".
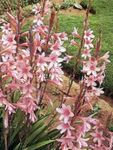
{"left": 53, "top": 0, "right": 63, "bottom": 4}
{"left": 60, "top": 7, "right": 87, "bottom": 17}
{"left": 53, "top": 0, "right": 87, "bottom": 17}
{"left": 53, "top": 0, "right": 82, "bottom": 4}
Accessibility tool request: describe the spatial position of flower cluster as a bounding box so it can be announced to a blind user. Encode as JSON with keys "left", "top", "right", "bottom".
{"left": 56, "top": 104, "right": 75, "bottom": 150}
{"left": 32, "top": 4, "right": 68, "bottom": 85}
{"left": 1, "top": 23, "right": 16, "bottom": 52}
{"left": 56, "top": 27, "right": 113, "bottom": 149}
{"left": 0, "top": 0, "right": 67, "bottom": 127}
{"left": 56, "top": 104, "right": 113, "bottom": 149}
{"left": 82, "top": 29, "right": 110, "bottom": 105}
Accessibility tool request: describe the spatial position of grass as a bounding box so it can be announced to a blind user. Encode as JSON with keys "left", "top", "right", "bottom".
{"left": 58, "top": 0, "right": 113, "bottom": 95}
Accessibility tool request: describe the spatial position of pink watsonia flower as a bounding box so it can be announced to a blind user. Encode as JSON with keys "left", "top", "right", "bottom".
{"left": 82, "top": 49, "right": 91, "bottom": 59}
{"left": 82, "top": 61, "right": 100, "bottom": 76}
{"left": 96, "top": 73, "right": 105, "bottom": 85}
{"left": 3, "top": 100, "right": 15, "bottom": 115}
{"left": 86, "top": 115, "right": 98, "bottom": 125}
{"left": 90, "top": 144, "right": 107, "bottom": 150}
{"left": 21, "top": 49, "right": 30, "bottom": 57}
{"left": 84, "top": 39, "right": 94, "bottom": 49}
{"left": 84, "top": 29, "right": 95, "bottom": 40}
{"left": 59, "top": 32, "right": 68, "bottom": 41}
{"left": 84, "top": 92, "right": 97, "bottom": 109}
{"left": 99, "top": 52, "right": 110, "bottom": 63}
{"left": 91, "top": 131, "right": 105, "bottom": 147}
{"left": 84, "top": 75, "right": 96, "bottom": 87}
{"left": 89, "top": 57, "right": 97, "bottom": 64}
{"left": 70, "top": 39, "right": 79, "bottom": 47}
{"left": 48, "top": 52, "right": 64, "bottom": 69}
{"left": 99, "top": 63, "right": 106, "bottom": 73}
{"left": 92, "top": 120, "right": 103, "bottom": 130}
{"left": 0, "top": 63, "right": 8, "bottom": 73}
{"left": 12, "top": 60, "right": 32, "bottom": 81}
{"left": 81, "top": 117, "right": 92, "bottom": 132}
{"left": 64, "top": 55, "right": 73, "bottom": 63}
{"left": 7, "top": 82, "right": 20, "bottom": 92}
{"left": 0, "top": 89, "right": 15, "bottom": 114}
{"left": 37, "top": 52, "right": 48, "bottom": 71}
{"left": 16, "top": 96, "right": 37, "bottom": 122}
{"left": 36, "top": 68, "right": 45, "bottom": 82}
{"left": 76, "top": 116, "right": 98, "bottom": 137}
{"left": 33, "top": 14, "right": 43, "bottom": 26}
{"left": 72, "top": 27, "right": 80, "bottom": 38}
{"left": 85, "top": 87, "right": 103, "bottom": 101}
{"left": 75, "top": 125, "right": 87, "bottom": 138}
{"left": 49, "top": 64, "right": 64, "bottom": 85}
{"left": 34, "top": 25, "right": 48, "bottom": 36}
{"left": 21, "top": 82, "right": 36, "bottom": 95}
{"left": 50, "top": 41, "right": 66, "bottom": 56}
{"left": 34, "top": 33, "right": 42, "bottom": 52}
{"left": 1, "top": 54, "right": 14, "bottom": 65}
{"left": 1, "top": 23, "right": 11, "bottom": 33}
{"left": 77, "top": 137, "right": 89, "bottom": 149}
{"left": 57, "top": 121, "right": 74, "bottom": 134}
{"left": 56, "top": 104, "right": 74, "bottom": 123}
{"left": 2, "top": 31, "right": 16, "bottom": 49}
{"left": 76, "top": 116, "right": 97, "bottom": 137}
{"left": 32, "top": 3, "right": 41, "bottom": 14}
{"left": 77, "top": 116, "right": 98, "bottom": 138}
{"left": 92, "top": 87, "right": 104, "bottom": 96}
{"left": 84, "top": 89, "right": 94, "bottom": 100}
{"left": 0, "top": 61, "right": 13, "bottom": 77}
{"left": 52, "top": 32, "right": 68, "bottom": 42}
{"left": 17, "top": 62, "right": 32, "bottom": 79}
{"left": 57, "top": 131, "right": 75, "bottom": 150}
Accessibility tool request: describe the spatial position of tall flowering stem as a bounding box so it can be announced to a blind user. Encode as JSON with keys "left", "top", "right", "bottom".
{"left": 16, "top": 0, "right": 21, "bottom": 53}
{"left": 66, "top": 0, "right": 92, "bottom": 95}
{"left": 41, "top": 0, "right": 46, "bottom": 17}
{"left": 56, "top": 1, "right": 113, "bottom": 150}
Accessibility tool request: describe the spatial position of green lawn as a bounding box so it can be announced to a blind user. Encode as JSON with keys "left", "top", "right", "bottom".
{"left": 58, "top": 0, "right": 113, "bottom": 95}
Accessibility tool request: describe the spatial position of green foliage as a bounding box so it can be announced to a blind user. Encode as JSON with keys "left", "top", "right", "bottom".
{"left": 92, "top": 104, "right": 101, "bottom": 115}
{"left": 11, "top": 90, "right": 21, "bottom": 103}
{"left": 23, "top": 0, "right": 40, "bottom": 5}
{"left": 60, "top": 0, "right": 75, "bottom": 9}
{"left": 108, "top": 124, "right": 113, "bottom": 132}
{"left": 23, "top": 5, "right": 33, "bottom": 17}
{"left": 22, "top": 18, "right": 33, "bottom": 32}
{"left": 0, "top": 110, "right": 59, "bottom": 150}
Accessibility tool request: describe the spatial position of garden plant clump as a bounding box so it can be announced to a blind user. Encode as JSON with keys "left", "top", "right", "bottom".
{"left": 0, "top": 0, "right": 113, "bottom": 149}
